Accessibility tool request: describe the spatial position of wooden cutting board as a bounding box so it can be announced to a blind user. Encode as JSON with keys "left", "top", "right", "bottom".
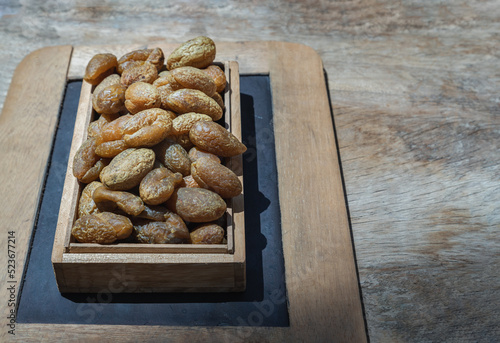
{"left": 0, "top": 41, "right": 367, "bottom": 342}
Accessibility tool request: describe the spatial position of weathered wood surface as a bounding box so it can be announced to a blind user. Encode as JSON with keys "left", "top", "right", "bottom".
{"left": 0, "top": 1, "right": 499, "bottom": 342}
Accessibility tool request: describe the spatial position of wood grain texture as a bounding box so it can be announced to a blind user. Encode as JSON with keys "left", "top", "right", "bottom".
{"left": 1, "top": 0, "right": 499, "bottom": 341}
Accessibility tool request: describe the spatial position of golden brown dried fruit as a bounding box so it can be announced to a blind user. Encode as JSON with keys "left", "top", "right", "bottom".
{"left": 93, "top": 186, "right": 145, "bottom": 216}
{"left": 171, "top": 112, "right": 212, "bottom": 136}
{"left": 166, "top": 89, "right": 222, "bottom": 120}
{"left": 78, "top": 181, "right": 103, "bottom": 218}
{"left": 88, "top": 116, "right": 110, "bottom": 138}
{"left": 190, "top": 223, "right": 225, "bottom": 244}
{"left": 153, "top": 139, "right": 191, "bottom": 176}
{"left": 191, "top": 157, "right": 242, "bottom": 198}
{"left": 189, "top": 121, "right": 247, "bottom": 157}
{"left": 171, "top": 66, "right": 216, "bottom": 97}
{"left": 73, "top": 137, "right": 108, "bottom": 183}
{"left": 167, "top": 36, "right": 216, "bottom": 70}
{"left": 95, "top": 114, "right": 132, "bottom": 158}
{"left": 133, "top": 215, "right": 190, "bottom": 244}
{"left": 122, "top": 108, "right": 174, "bottom": 147}
{"left": 139, "top": 168, "right": 183, "bottom": 205}
{"left": 202, "top": 65, "right": 226, "bottom": 93}
{"left": 84, "top": 53, "right": 117, "bottom": 85}
{"left": 117, "top": 48, "right": 165, "bottom": 74}
{"left": 166, "top": 188, "right": 226, "bottom": 223}
{"left": 124, "top": 82, "right": 161, "bottom": 114}
{"left": 121, "top": 62, "right": 158, "bottom": 86}
{"left": 93, "top": 84, "right": 127, "bottom": 115}
{"left": 72, "top": 212, "right": 133, "bottom": 244}
{"left": 100, "top": 148, "right": 155, "bottom": 190}
{"left": 188, "top": 147, "right": 221, "bottom": 164}
{"left": 211, "top": 92, "right": 224, "bottom": 110}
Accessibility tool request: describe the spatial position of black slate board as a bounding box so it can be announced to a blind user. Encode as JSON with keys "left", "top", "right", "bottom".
{"left": 16, "top": 76, "right": 289, "bottom": 327}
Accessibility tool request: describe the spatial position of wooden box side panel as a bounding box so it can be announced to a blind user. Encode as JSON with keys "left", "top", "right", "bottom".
{"left": 54, "top": 260, "right": 245, "bottom": 293}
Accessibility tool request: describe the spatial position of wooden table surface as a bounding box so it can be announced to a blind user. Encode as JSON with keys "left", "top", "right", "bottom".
{"left": 1, "top": 1, "right": 498, "bottom": 342}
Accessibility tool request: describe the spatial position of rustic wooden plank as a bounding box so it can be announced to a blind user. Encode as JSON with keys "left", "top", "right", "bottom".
{"left": 0, "top": 45, "right": 73, "bottom": 342}
{"left": 268, "top": 41, "right": 367, "bottom": 343}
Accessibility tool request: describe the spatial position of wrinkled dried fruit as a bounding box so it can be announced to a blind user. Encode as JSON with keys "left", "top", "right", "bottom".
{"left": 166, "top": 89, "right": 222, "bottom": 120}
{"left": 84, "top": 53, "right": 117, "bottom": 85}
{"left": 93, "top": 186, "right": 145, "bottom": 216}
{"left": 189, "top": 121, "right": 247, "bottom": 157}
{"left": 134, "top": 211, "right": 189, "bottom": 243}
{"left": 88, "top": 115, "right": 110, "bottom": 138}
{"left": 191, "top": 157, "right": 242, "bottom": 198}
{"left": 190, "top": 223, "right": 225, "bottom": 244}
{"left": 72, "top": 212, "right": 133, "bottom": 244}
{"left": 171, "top": 66, "right": 216, "bottom": 97}
{"left": 167, "top": 36, "right": 216, "bottom": 70}
{"left": 124, "top": 81, "right": 161, "bottom": 114}
{"left": 188, "top": 147, "right": 221, "bottom": 163}
{"left": 100, "top": 148, "right": 155, "bottom": 190}
{"left": 202, "top": 65, "right": 226, "bottom": 93}
{"left": 73, "top": 137, "right": 108, "bottom": 183}
{"left": 117, "top": 48, "right": 165, "bottom": 74}
{"left": 93, "top": 83, "right": 127, "bottom": 115}
{"left": 139, "top": 168, "right": 183, "bottom": 205}
{"left": 153, "top": 139, "right": 191, "bottom": 176}
{"left": 170, "top": 133, "right": 194, "bottom": 150}
{"left": 166, "top": 188, "right": 226, "bottom": 222}
{"left": 171, "top": 112, "right": 212, "bottom": 136}
{"left": 121, "top": 62, "right": 158, "bottom": 86}
{"left": 95, "top": 114, "right": 132, "bottom": 158}
{"left": 122, "top": 108, "right": 174, "bottom": 147}
{"left": 78, "top": 181, "right": 103, "bottom": 218}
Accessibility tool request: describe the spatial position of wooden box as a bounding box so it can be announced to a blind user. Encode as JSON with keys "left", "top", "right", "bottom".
{"left": 51, "top": 61, "right": 246, "bottom": 293}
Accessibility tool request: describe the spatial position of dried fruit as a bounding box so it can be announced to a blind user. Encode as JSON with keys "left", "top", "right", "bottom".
{"left": 84, "top": 53, "right": 117, "bottom": 85}
{"left": 117, "top": 48, "right": 165, "bottom": 74}
{"left": 100, "top": 148, "right": 155, "bottom": 190}
{"left": 190, "top": 223, "right": 225, "bottom": 244}
{"left": 134, "top": 211, "right": 189, "bottom": 244}
{"left": 191, "top": 157, "right": 242, "bottom": 198}
{"left": 93, "top": 186, "right": 145, "bottom": 216}
{"left": 167, "top": 36, "right": 216, "bottom": 70}
{"left": 170, "top": 66, "right": 216, "bottom": 96}
{"left": 121, "top": 62, "right": 158, "bottom": 86}
{"left": 95, "top": 114, "right": 132, "bottom": 158}
{"left": 78, "top": 181, "right": 103, "bottom": 218}
{"left": 202, "top": 65, "right": 226, "bottom": 93}
{"left": 72, "top": 212, "right": 133, "bottom": 244}
{"left": 188, "top": 147, "right": 220, "bottom": 164}
{"left": 166, "top": 188, "right": 226, "bottom": 222}
{"left": 153, "top": 139, "right": 191, "bottom": 176}
{"left": 73, "top": 137, "right": 108, "bottom": 183}
{"left": 122, "top": 108, "right": 174, "bottom": 147}
{"left": 171, "top": 112, "right": 212, "bottom": 136}
{"left": 124, "top": 82, "right": 161, "bottom": 114}
{"left": 166, "top": 89, "right": 222, "bottom": 120}
{"left": 189, "top": 121, "right": 247, "bottom": 157}
{"left": 139, "top": 168, "right": 183, "bottom": 205}
{"left": 93, "top": 83, "right": 127, "bottom": 115}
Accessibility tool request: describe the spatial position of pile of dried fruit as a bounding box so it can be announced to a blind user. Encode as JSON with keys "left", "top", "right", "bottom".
{"left": 71, "top": 36, "right": 246, "bottom": 245}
